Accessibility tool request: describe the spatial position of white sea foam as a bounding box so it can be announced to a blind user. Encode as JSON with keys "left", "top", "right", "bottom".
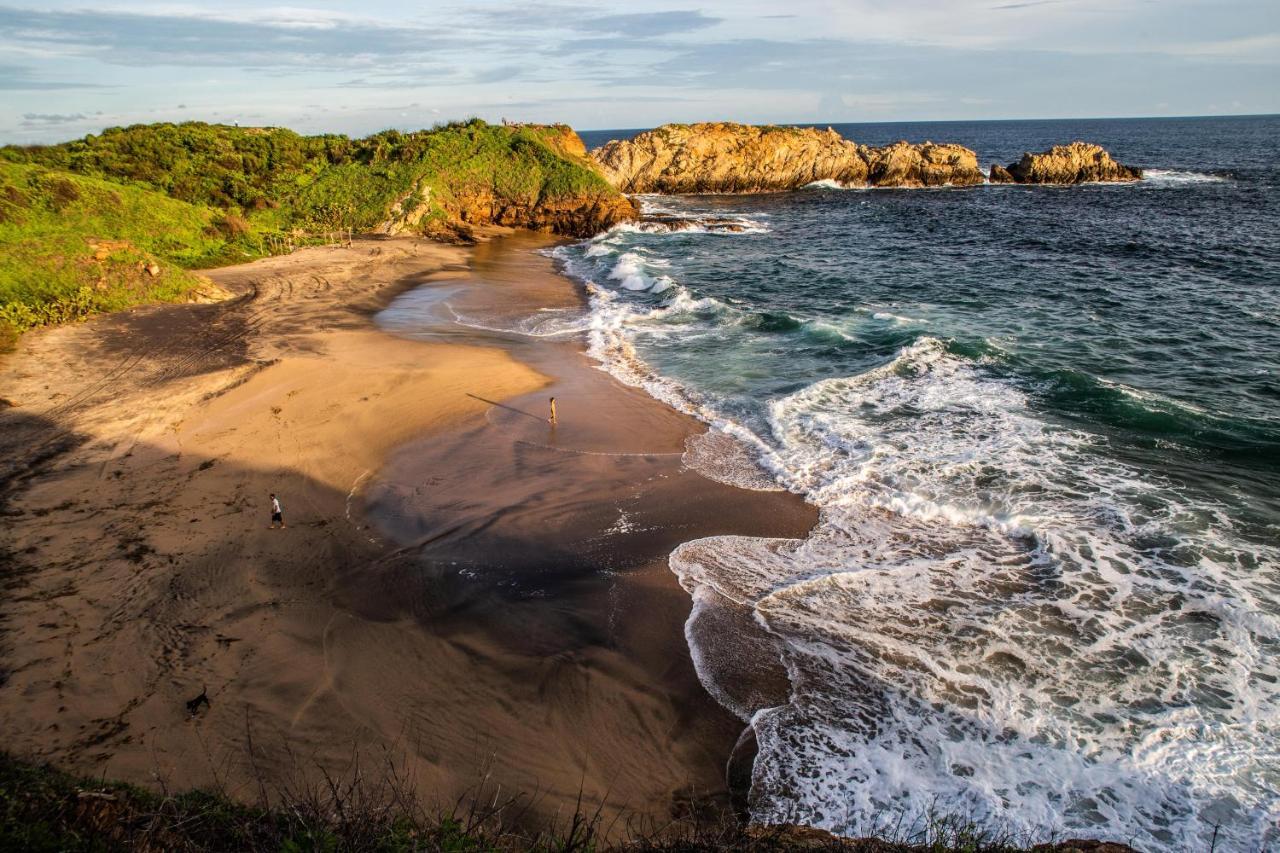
{"left": 803, "top": 179, "right": 859, "bottom": 190}
{"left": 553, "top": 206, "right": 1280, "bottom": 851}
{"left": 871, "top": 310, "right": 923, "bottom": 326}
{"left": 1143, "top": 168, "right": 1230, "bottom": 185}
{"left": 683, "top": 431, "right": 785, "bottom": 492}
{"left": 669, "top": 338, "right": 1280, "bottom": 851}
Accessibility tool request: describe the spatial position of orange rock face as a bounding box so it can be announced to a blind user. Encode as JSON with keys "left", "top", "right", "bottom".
{"left": 590, "top": 123, "right": 985, "bottom": 193}
{"left": 998, "top": 141, "right": 1143, "bottom": 184}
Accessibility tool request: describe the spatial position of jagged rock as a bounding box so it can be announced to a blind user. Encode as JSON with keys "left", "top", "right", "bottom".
{"left": 523, "top": 123, "right": 589, "bottom": 160}
{"left": 589, "top": 123, "right": 984, "bottom": 193}
{"left": 645, "top": 213, "right": 750, "bottom": 232}
{"left": 989, "top": 163, "right": 1016, "bottom": 184}
{"left": 592, "top": 123, "right": 867, "bottom": 193}
{"left": 145, "top": 263, "right": 160, "bottom": 277}
{"left": 1001, "top": 141, "right": 1142, "bottom": 184}
{"left": 445, "top": 186, "right": 638, "bottom": 239}
{"left": 864, "top": 140, "right": 984, "bottom": 188}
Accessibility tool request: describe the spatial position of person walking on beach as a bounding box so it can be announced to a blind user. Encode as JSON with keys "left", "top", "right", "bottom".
{"left": 548, "top": 396, "right": 558, "bottom": 424}
{"left": 269, "top": 493, "right": 286, "bottom": 529}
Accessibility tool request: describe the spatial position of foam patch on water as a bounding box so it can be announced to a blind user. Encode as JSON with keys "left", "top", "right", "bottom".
{"left": 670, "top": 338, "right": 1280, "bottom": 851}
{"left": 871, "top": 310, "right": 923, "bottom": 326}
{"left": 683, "top": 430, "right": 785, "bottom": 492}
{"left": 1143, "top": 169, "right": 1230, "bottom": 185}
{"left": 803, "top": 179, "right": 860, "bottom": 191}
{"left": 550, "top": 203, "right": 1280, "bottom": 852}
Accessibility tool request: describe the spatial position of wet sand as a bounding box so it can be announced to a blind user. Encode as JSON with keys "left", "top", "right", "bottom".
{"left": 0, "top": 231, "right": 815, "bottom": 831}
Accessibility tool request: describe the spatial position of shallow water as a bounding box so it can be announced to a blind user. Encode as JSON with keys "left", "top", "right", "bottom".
{"left": 560, "top": 116, "right": 1280, "bottom": 851}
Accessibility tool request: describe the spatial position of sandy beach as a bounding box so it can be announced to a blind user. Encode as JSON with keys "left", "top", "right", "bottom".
{"left": 0, "top": 231, "right": 816, "bottom": 832}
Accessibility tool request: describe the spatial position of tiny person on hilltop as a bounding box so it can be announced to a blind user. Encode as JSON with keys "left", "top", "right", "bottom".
{"left": 549, "top": 397, "right": 557, "bottom": 424}
{"left": 269, "top": 493, "right": 286, "bottom": 529}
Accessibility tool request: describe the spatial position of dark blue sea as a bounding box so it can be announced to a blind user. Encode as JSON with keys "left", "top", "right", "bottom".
{"left": 563, "top": 117, "right": 1280, "bottom": 851}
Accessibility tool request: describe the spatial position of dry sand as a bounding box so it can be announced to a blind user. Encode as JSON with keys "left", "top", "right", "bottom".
{"left": 0, "top": 232, "right": 816, "bottom": 832}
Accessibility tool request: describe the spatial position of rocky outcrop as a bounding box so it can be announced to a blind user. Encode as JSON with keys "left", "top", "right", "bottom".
{"left": 864, "top": 140, "right": 984, "bottom": 188}
{"left": 993, "top": 141, "right": 1142, "bottom": 184}
{"left": 429, "top": 186, "right": 638, "bottom": 242}
{"left": 522, "top": 123, "right": 589, "bottom": 160}
{"left": 590, "top": 123, "right": 984, "bottom": 193}
{"left": 513, "top": 190, "right": 639, "bottom": 237}
{"left": 988, "top": 163, "right": 1016, "bottom": 184}
{"left": 415, "top": 124, "right": 639, "bottom": 241}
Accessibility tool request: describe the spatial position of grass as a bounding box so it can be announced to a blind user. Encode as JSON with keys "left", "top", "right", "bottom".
{"left": 0, "top": 161, "right": 246, "bottom": 341}
{"left": 0, "top": 119, "right": 631, "bottom": 344}
{"left": 0, "top": 751, "right": 1123, "bottom": 853}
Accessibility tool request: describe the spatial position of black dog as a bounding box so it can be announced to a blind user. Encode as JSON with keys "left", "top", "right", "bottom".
{"left": 185, "top": 685, "right": 210, "bottom": 716}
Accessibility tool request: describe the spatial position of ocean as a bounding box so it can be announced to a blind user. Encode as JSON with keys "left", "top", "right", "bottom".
{"left": 557, "top": 116, "right": 1280, "bottom": 851}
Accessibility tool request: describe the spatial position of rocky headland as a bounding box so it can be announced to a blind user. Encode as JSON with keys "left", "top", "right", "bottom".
{"left": 589, "top": 123, "right": 1142, "bottom": 194}
{"left": 989, "top": 141, "right": 1143, "bottom": 184}
{"left": 589, "top": 122, "right": 985, "bottom": 193}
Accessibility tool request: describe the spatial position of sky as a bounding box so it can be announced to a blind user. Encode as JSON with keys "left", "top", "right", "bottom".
{"left": 1, "top": 0, "right": 1277, "bottom": 143}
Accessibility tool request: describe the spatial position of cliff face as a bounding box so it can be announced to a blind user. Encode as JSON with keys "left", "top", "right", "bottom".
{"left": 523, "top": 123, "right": 590, "bottom": 160}
{"left": 589, "top": 123, "right": 984, "bottom": 193}
{"left": 443, "top": 186, "right": 638, "bottom": 239}
{"left": 990, "top": 141, "right": 1142, "bottom": 184}
{"left": 429, "top": 123, "right": 638, "bottom": 239}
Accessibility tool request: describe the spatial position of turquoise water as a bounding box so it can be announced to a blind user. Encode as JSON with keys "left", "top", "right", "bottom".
{"left": 560, "top": 116, "right": 1280, "bottom": 851}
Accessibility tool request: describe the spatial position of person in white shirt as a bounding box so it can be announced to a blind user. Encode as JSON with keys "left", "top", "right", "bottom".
{"left": 269, "top": 493, "right": 286, "bottom": 529}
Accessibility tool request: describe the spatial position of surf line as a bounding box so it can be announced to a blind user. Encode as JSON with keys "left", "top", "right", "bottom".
{"left": 513, "top": 439, "right": 683, "bottom": 458}
{"left": 345, "top": 469, "right": 372, "bottom": 522}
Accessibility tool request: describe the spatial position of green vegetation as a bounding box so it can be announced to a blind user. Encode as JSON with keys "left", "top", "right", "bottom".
{"left": 0, "top": 120, "right": 629, "bottom": 344}
{"left": 0, "top": 751, "right": 1077, "bottom": 853}
{"left": 0, "top": 161, "right": 233, "bottom": 343}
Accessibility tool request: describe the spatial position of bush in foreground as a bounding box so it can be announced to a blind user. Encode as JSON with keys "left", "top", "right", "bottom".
{"left": 0, "top": 752, "right": 1136, "bottom": 853}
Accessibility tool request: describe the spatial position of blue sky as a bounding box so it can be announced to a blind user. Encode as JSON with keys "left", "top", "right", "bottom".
{"left": 1, "top": 1, "right": 1276, "bottom": 142}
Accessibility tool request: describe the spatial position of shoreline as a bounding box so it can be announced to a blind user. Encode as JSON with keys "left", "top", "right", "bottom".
{"left": 0, "top": 230, "right": 816, "bottom": 832}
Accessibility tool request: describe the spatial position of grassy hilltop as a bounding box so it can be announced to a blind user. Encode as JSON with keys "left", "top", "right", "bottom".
{"left": 0, "top": 119, "right": 634, "bottom": 344}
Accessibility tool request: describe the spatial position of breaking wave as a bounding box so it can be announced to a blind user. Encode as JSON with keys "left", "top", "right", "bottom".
{"left": 551, "top": 154, "right": 1280, "bottom": 851}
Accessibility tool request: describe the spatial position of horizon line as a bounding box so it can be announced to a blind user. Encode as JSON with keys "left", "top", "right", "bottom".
{"left": 5, "top": 111, "right": 1277, "bottom": 148}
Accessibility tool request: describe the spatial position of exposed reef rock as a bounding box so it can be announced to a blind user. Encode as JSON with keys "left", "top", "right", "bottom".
{"left": 590, "top": 122, "right": 983, "bottom": 193}
{"left": 988, "top": 163, "right": 1016, "bottom": 184}
{"left": 863, "top": 140, "right": 985, "bottom": 188}
{"left": 995, "top": 141, "right": 1143, "bottom": 184}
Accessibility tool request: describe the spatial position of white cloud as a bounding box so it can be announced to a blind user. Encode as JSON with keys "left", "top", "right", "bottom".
{"left": 0, "top": 0, "right": 1275, "bottom": 141}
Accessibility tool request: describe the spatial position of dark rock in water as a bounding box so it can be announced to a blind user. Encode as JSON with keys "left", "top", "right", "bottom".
{"left": 645, "top": 213, "right": 750, "bottom": 233}
{"left": 989, "top": 163, "right": 1016, "bottom": 184}
{"left": 1001, "top": 142, "right": 1142, "bottom": 184}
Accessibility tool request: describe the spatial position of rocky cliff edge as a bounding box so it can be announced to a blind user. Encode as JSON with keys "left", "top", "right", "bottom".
{"left": 590, "top": 124, "right": 1142, "bottom": 194}
{"left": 590, "top": 123, "right": 985, "bottom": 193}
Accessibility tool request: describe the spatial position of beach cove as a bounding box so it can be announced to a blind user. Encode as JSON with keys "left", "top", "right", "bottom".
{"left": 0, "top": 229, "right": 816, "bottom": 832}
